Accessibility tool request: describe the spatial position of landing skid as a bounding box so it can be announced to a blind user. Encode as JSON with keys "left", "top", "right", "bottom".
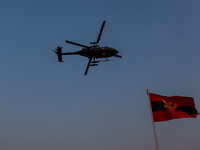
{"left": 84, "top": 58, "right": 110, "bottom": 75}
{"left": 90, "top": 59, "right": 110, "bottom": 66}
{"left": 90, "top": 64, "right": 98, "bottom": 66}
{"left": 99, "top": 59, "right": 110, "bottom": 62}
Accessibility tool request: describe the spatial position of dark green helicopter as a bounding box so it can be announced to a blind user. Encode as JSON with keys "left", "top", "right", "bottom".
{"left": 53, "top": 21, "right": 122, "bottom": 75}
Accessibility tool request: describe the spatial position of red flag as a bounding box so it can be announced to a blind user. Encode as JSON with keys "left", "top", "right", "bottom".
{"left": 149, "top": 93, "right": 199, "bottom": 122}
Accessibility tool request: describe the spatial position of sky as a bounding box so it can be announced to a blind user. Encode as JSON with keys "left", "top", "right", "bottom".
{"left": 0, "top": 0, "right": 200, "bottom": 150}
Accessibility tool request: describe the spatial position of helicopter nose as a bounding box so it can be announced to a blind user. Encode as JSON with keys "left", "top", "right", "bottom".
{"left": 113, "top": 49, "right": 122, "bottom": 58}
{"left": 114, "top": 49, "right": 119, "bottom": 54}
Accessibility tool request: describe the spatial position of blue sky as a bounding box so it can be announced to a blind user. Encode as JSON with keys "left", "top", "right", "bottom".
{"left": 1, "top": 0, "right": 200, "bottom": 150}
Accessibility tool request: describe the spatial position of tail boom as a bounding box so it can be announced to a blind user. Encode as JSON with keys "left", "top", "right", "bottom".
{"left": 62, "top": 51, "right": 79, "bottom": 55}
{"left": 55, "top": 47, "right": 80, "bottom": 62}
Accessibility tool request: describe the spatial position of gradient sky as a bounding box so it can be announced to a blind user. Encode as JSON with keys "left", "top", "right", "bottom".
{"left": 1, "top": 0, "right": 200, "bottom": 150}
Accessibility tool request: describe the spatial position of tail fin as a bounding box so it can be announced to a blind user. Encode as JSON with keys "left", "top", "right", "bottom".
{"left": 55, "top": 46, "right": 63, "bottom": 62}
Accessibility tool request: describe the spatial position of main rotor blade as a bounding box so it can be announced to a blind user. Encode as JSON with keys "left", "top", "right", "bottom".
{"left": 96, "top": 20, "right": 106, "bottom": 44}
{"left": 84, "top": 58, "right": 92, "bottom": 75}
{"left": 65, "top": 40, "right": 88, "bottom": 47}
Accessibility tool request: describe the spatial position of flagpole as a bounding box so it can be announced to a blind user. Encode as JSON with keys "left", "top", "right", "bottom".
{"left": 147, "top": 89, "right": 160, "bottom": 150}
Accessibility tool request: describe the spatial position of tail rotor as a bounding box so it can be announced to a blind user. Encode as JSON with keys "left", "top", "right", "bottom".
{"left": 53, "top": 46, "right": 63, "bottom": 62}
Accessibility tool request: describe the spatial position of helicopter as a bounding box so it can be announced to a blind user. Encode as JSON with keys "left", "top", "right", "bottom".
{"left": 53, "top": 20, "right": 122, "bottom": 75}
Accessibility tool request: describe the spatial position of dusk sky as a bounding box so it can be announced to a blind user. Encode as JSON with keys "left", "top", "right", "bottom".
{"left": 1, "top": 0, "right": 200, "bottom": 150}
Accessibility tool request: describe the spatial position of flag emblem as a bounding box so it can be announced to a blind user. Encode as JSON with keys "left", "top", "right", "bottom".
{"left": 163, "top": 100, "right": 178, "bottom": 110}
{"left": 149, "top": 93, "right": 199, "bottom": 122}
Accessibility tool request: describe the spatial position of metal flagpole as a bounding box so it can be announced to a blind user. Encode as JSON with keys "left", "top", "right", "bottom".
{"left": 147, "top": 89, "right": 160, "bottom": 150}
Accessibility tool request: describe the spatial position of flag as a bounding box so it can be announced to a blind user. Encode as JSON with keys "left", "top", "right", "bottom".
{"left": 149, "top": 93, "right": 199, "bottom": 122}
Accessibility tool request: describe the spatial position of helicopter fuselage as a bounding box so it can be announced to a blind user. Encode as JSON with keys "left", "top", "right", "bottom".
{"left": 78, "top": 46, "right": 119, "bottom": 58}
{"left": 62, "top": 46, "right": 119, "bottom": 59}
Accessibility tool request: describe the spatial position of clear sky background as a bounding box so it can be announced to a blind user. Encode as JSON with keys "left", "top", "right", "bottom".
{"left": 1, "top": 0, "right": 200, "bottom": 150}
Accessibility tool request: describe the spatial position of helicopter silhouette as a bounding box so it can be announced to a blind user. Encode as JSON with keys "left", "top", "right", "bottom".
{"left": 53, "top": 20, "right": 122, "bottom": 75}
